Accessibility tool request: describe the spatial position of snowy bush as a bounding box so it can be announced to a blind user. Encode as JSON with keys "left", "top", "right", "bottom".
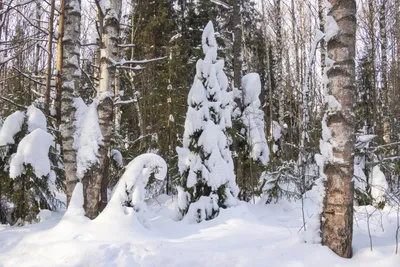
{"left": 176, "top": 21, "right": 238, "bottom": 222}
{"left": 100, "top": 153, "right": 167, "bottom": 225}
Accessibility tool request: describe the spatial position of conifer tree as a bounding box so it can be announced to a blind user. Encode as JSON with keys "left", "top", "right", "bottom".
{"left": 177, "top": 21, "right": 238, "bottom": 223}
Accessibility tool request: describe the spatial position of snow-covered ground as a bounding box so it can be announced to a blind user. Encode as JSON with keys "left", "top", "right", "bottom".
{"left": 0, "top": 194, "right": 399, "bottom": 267}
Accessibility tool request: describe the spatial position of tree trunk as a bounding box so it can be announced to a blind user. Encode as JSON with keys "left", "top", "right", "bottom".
{"left": 275, "top": 0, "right": 283, "bottom": 127}
{"left": 45, "top": 0, "right": 55, "bottom": 114}
{"left": 367, "top": 0, "right": 379, "bottom": 140}
{"left": 322, "top": 0, "right": 356, "bottom": 259}
{"left": 275, "top": 0, "right": 284, "bottom": 157}
{"left": 84, "top": 0, "right": 122, "bottom": 219}
{"left": 233, "top": 0, "right": 242, "bottom": 90}
{"left": 379, "top": 0, "right": 389, "bottom": 144}
{"left": 58, "top": 0, "right": 81, "bottom": 207}
{"left": 290, "top": 0, "right": 299, "bottom": 82}
{"left": 318, "top": 0, "right": 326, "bottom": 76}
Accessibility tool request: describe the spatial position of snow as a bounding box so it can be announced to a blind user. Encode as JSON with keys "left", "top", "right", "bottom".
{"left": 26, "top": 105, "right": 47, "bottom": 133}
{"left": 185, "top": 194, "right": 219, "bottom": 223}
{"left": 106, "top": 153, "right": 167, "bottom": 212}
{"left": 271, "top": 120, "right": 281, "bottom": 141}
{"left": 65, "top": 182, "right": 86, "bottom": 218}
{"left": 370, "top": 166, "right": 388, "bottom": 204}
{"left": 1, "top": 196, "right": 399, "bottom": 266}
{"left": 37, "top": 209, "right": 52, "bottom": 222}
{"left": 358, "top": 134, "right": 376, "bottom": 144}
{"left": 9, "top": 128, "right": 54, "bottom": 179}
{"left": 111, "top": 149, "right": 123, "bottom": 167}
{"left": 74, "top": 98, "right": 103, "bottom": 180}
{"left": 201, "top": 21, "right": 217, "bottom": 55}
{"left": 324, "top": 15, "right": 340, "bottom": 42}
{"left": 0, "top": 111, "right": 25, "bottom": 146}
{"left": 241, "top": 73, "right": 270, "bottom": 165}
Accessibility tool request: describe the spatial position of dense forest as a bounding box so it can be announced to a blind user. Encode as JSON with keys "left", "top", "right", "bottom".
{"left": 0, "top": 0, "right": 399, "bottom": 265}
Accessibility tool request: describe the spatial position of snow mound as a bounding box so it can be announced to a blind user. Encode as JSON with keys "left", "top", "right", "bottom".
{"left": 65, "top": 182, "right": 86, "bottom": 218}
{"left": 37, "top": 209, "right": 52, "bottom": 222}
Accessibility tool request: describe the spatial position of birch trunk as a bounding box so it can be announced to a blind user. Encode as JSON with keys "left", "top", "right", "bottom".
{"left": 58, "top": 0, "right": 81, "bottom": 206}
{"left": 322, "top": 0, "right": 356, "bottom": 259}
{"left": 84, "top": 0, "right": 122, "bottom": 219}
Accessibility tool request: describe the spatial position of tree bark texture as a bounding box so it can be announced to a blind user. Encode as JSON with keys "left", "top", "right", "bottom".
{"left": 58, "top": 0, "right": 81, "bottom": 207}
{"left": 83, "top": 0, "right": 122, "bottom": 219}
{"left": 233, "top": 0, "right": 242, "bottom": 90}
{"left": 45, "top": 0, "right": 55, "bottom": 114}
{"left": 322, "top": 0, "right": 356, "bottom": 259}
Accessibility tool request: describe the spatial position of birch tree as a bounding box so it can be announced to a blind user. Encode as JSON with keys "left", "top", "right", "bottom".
{"left": 59, "top": 0, "right": 82, "bottom": 206}
{"left": 84, "top": 0, "right": 121, "bottom": 219}
{"left": 322, "top": 0, "right": 356, "bottom": 258}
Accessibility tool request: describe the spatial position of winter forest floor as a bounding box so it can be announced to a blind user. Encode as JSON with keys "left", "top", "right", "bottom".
{"left": 0, "top": 193, "right": 399, "bottom": 267}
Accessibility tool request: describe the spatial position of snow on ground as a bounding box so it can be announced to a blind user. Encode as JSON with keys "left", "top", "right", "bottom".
{"left": 0, "top": 194, "right": 399, "bottom": 267}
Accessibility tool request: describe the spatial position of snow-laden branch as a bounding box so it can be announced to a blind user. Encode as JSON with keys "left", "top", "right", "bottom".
{"left": 114, "top": 57, "right": 167, "bottom": 66}
{"left": 115, "top": 98, "right": 137, "bottom": 105}
{"left": 210, "top": 0, "right": 231, "bottom": 9}
{"left": 117, "top": 44, "right": 136, "bottom": 48}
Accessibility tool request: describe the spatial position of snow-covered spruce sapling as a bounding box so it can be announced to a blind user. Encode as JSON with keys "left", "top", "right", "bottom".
{"left": 176, "top": 21, "right": 238, "bottom": 223}
{"left": 232, "top": 73, "right": 269, "bottom": 201}
{"left": 0, "top": 106, "right": 61, "bottom": 223}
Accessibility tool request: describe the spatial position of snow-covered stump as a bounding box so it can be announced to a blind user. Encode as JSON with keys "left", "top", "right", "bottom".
{"left": 176, "top": 21, "right": 238, "bottom": 223}
{"left": 97, "top": 153, "right": 167, "bottom": 227}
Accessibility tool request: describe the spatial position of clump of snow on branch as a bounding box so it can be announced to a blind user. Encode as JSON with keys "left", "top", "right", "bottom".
{"left": 74, "top": 98, "right": 103, "bottom": 180}
{"left": 9, "top": 128, "right": 54, "bottom": 179}
{"left": 270, "top": 121, "right": 281, "bottom": 153}
{"left": 240, "top": 73, "right": 269, "bottom": 165}
{"left": 111, "top": 149, "right": 124, "bottom": 167}
{"left": 26, "top": 105, "right": 47, "bottom": 133}
{"left": 0, "top": 111, "right": 25, "bottom": 146}
{"left": 370, "top": 166, "right": 388, "bottom": 204}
